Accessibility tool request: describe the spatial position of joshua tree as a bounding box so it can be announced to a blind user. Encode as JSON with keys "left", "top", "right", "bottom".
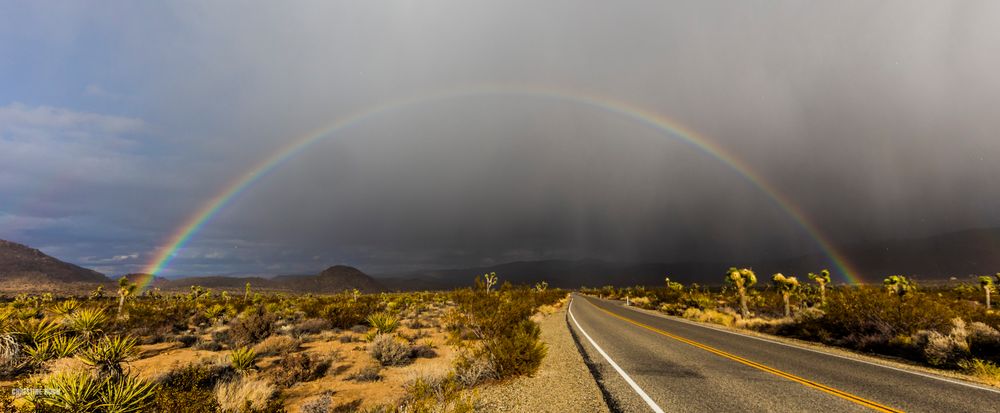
{"left": 484, "top": 272, "right": 498, "bottom": 293}
{"left": 883, "top": 275, "right": 915, "bottom": 320}
{"left": 979, "top": 276, "right": 995, "bottom": 310}
{"left": 772, "top": 273, "right": 800, "bottom": 317}
{"left": 535, "top": 281, "right": 548, "bottom": 293}
{"left": 883, "top": 275, "right": 914, "bottom": 298}
{"left": 807, "top": 269, "right": 831, "bottom": 305}
{"left": 244, "top": 282, "right": 252, "bottom": 302}
{"left": 664, "top": 276, "right": 684, "bottom": 292}
{"left": 116, "top": 278, "right": 137, "bottom": 318}
{"left": 89, "top": 285, "right": 104, "bottom": 301}
{"left": 725, "top": 267, "right": 757, "bottom": 318}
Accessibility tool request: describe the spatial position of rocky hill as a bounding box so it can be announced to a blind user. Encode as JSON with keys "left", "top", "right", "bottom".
{"left": 0, "top": 239, "right": 108, "bottom": 283}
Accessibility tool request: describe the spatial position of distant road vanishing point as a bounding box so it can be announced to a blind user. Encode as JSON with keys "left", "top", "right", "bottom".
{"left": 567, "top": 294, "right": 1000, "bottom": 412}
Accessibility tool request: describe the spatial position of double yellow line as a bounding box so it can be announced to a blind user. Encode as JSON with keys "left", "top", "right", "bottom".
{"left": 589, "top": 300, "right": 903, "bottom": 413}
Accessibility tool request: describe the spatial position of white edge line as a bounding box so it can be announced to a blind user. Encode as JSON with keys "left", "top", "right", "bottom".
{"left": 568, "top": 298, "right": 666, "bottom": 413}
{"left": 607, "top": 296, "right": 1000, "bottom": 395}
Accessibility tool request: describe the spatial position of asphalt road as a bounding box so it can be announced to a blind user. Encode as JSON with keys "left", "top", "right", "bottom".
{"left": 567, "top": 294, "right": 1000, "bottom": 412}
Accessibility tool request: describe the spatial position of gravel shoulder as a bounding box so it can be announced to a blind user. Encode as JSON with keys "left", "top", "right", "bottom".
{"left": 477, "top": 303, "right": 611, "bottom": 413}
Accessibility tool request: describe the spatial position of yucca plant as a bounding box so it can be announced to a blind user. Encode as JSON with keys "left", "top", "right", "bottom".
{"left": 49, "top": 299, "right": 81, "bottom": 318}
{"left": 50, "top": 334, "right": 86, "bottom": 358}
{"left": 367, "top": 311, "right": 400, "bottom": 335}
{"left": 100, "top": 374, "right": 157, "bottom": 413}
{"left": 24, "top": 339, "right": 57, "bottom": 364}
{"left": 78, "top": 336, "right": 137, "bottom": 377}
{"left": 66, "top": 307, "right": 108, "bottom": 340}
{"left": 14, "top": 318, "right": 61, "bottom": 347}
{"left": 203, "top": 304, "right": 227, "bottom": 322}
{"left": 33, "top": 370, "right": 102, "bottom": 412}
{"left": 229, "top": 346, "right": 257, "bottom": 374}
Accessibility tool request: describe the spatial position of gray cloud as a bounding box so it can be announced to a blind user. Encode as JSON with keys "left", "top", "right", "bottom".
{"left": 3, "top": 1, "right": 1000, "bottom": 276}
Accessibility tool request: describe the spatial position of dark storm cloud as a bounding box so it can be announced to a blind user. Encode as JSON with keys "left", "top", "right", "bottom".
{"left": 2, "top": 1, "right": 999, "bottom": 276}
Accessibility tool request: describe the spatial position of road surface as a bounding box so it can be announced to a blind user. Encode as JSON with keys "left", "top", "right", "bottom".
{"left": 567, "top": 294, "right": 1000, "bottom": 412}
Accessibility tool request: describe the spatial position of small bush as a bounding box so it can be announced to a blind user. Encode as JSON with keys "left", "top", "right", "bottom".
{"left": 227, "top": 307, "right": 277, "bottom": 347}
{"left": 368, "top": 334, "right": 412, "bottom": 366}
{"left": 149, "top": 363, "right": 228, "bottom": 413}
{"left": 411, "top": 344, "right": 437, "bottom": 359}
{"left": 292, "top": 318, "right": 331, "bottom": 337}
{"left": 301, "top": 392, "right": 333, "bottom": 413}
{"left": 267, "top": 352, "right": 329, "bottom": 387}
{"left": 348, "top": 364, "right": 382, "bottom": 382}
{"left": 453, "top": 352, "right": 495, "bottom": 388}
{"left": 214, "top": 376, "right": 278, "bottom": 413}
{"left": 252, "top": 335, "right": 299, "bottom": 357}
{"left": 959, "top": 359, "right": 1000, "bottom": 386}
{"left": 176, "top": 334, "right": 198, "bottom": 348}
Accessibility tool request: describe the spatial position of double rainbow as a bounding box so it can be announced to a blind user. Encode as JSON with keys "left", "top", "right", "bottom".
{"left": 139, "top": 84, "right": 861, "bottom": 288}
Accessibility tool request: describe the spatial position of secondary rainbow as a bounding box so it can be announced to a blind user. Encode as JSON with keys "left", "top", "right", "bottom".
{"left": 140, "top": 84, "right": 862, "bottom": 288}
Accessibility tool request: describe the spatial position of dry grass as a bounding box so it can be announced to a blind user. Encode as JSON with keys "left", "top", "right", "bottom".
{"left": 214, "top": 375, "right": 276, "bottom": 412}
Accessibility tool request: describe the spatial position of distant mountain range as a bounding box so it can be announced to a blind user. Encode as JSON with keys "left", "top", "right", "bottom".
{"left": 377, "top": 227, "right": 1000, "bottom": 289}
{"left": 3, "top": 227, "right": 1000, "bottom": 292}
{"left": 123, "top": 265, "right": 386, "bottom": 293}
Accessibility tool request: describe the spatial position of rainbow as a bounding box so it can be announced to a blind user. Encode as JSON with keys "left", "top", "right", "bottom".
{"left": 140, "top": 84, "right": 862, "bottom": 288}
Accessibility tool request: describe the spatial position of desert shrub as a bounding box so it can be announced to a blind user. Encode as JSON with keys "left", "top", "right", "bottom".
{"left": 809, "top": 286, "right": 957, "bottom": 353}
{"left": 453, "top": 352, "right": 495, "bottom": 388}
{"left": 252, "top": 335, "right": 299, "bottom": 357}
{"left": 301, "top": 392, "right": 333, "bottom": 413}
{"left": 176, "top": 334, "right": 198, "bottom": 348}
{"left": 348, "top": 363, "right": 382, "bottom": 382}
{"left": 267, "top": 352, "right": 329, "bottom": 387}
{"left": 449, "top": 287, "right": 550, "bottom": 380}
{"left": 227, "top": 306, "right": 277, "bottom": 347}
{"left": 959, "top": 358, "right": 1000, "bottom": 386}
{"left": 395, "top": 372, "right": 476, "bottom": 413}
{"left": 324, "top": 298, "right": 379, "bottom": 329}
{"left": 410, "top": 344, "right": 437, "bottom": 359}
{"left": 149, "top": 363, "right": 229, "bottom": 413}
{"left": 966, "top": 322, "right": 1000, "bottom": 360}
{"left": 292, "top": 318, "right": 331, "bottom": 337}
{"left": 214, "top": 376, "right": 280, "bottom": 413}
{"left": 195, "top": 339, "right": 223, "bottom": 351}
{"left": 368, "top": 334, "right": 412, "bottom": 366}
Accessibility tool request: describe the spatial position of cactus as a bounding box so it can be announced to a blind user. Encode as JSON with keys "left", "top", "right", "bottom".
{"left": 725, "top": 267, "right": 757, "bottom": 318}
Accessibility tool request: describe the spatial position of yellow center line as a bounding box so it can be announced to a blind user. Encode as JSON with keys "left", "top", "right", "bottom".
{"left": 586, "top": 299, "right": 903, "bottom": 413}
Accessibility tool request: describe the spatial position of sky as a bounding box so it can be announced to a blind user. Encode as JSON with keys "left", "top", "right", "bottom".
{"left": 1, "top": 1, "right": 999, "bottom": 277}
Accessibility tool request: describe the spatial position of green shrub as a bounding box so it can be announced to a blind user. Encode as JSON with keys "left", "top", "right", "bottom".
{"left": 227, "top": 307, "right": 277, "bottom": 347}
{"left": 149, "top": 363, "right": 228, "bottom": 413}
